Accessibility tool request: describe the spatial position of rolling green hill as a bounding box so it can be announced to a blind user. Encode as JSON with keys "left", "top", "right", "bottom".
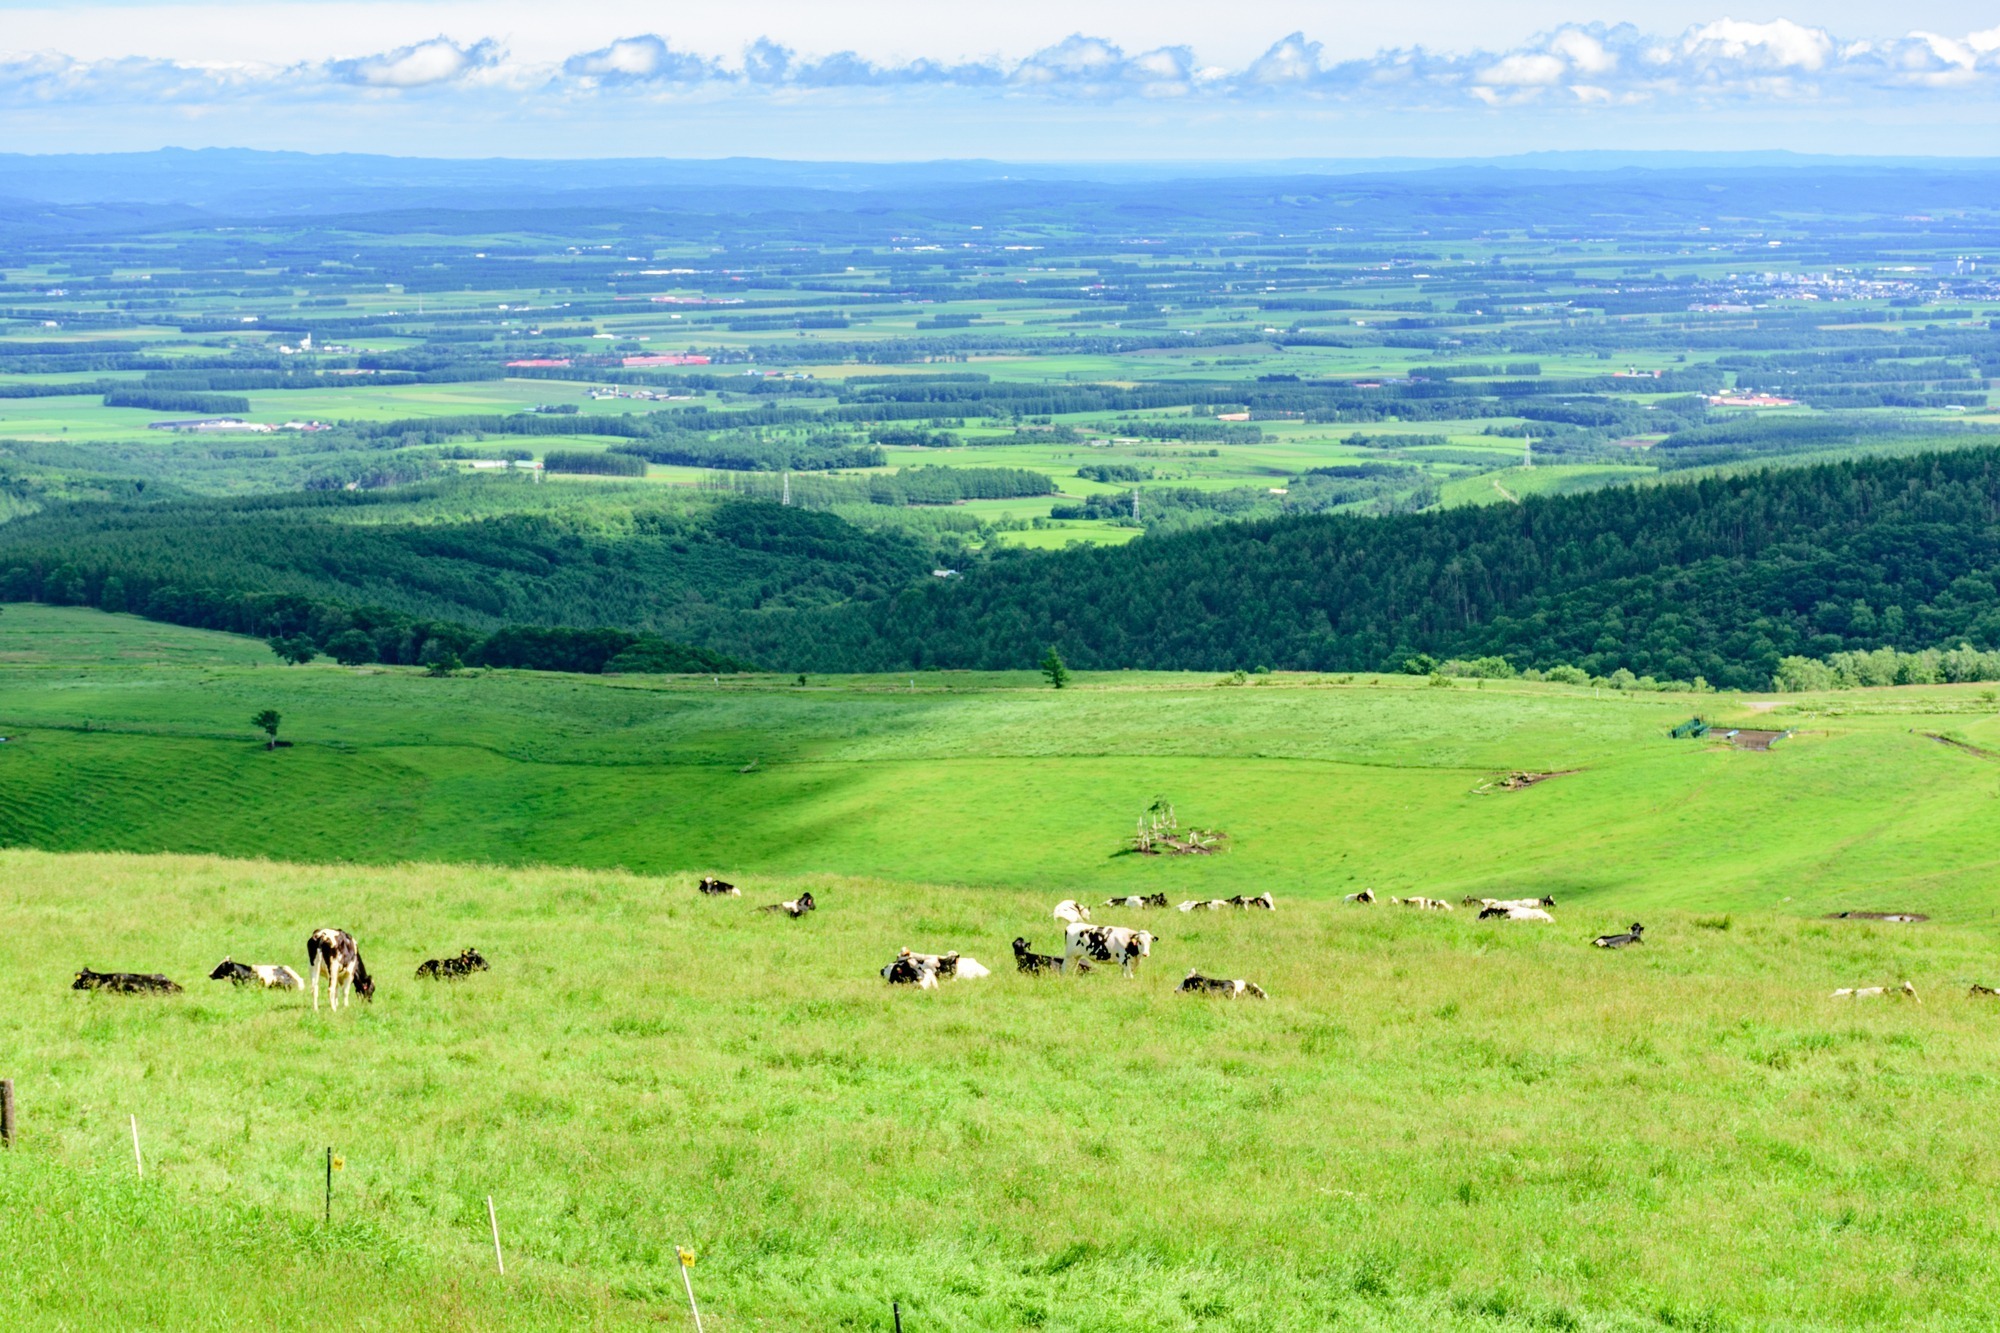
{"left": 6, "top": 605, "right": 2000, "bottom": 916}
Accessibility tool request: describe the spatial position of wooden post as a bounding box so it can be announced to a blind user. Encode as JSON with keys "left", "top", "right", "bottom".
{"left": 487, "top": 1196, "right": 504, "bottom": 1275}
{"left": 894, "top": 1301, "right": 903, "bottom": 1333}
{"left": 129, "top": 1114, "right": 143, "bottom": 1176}
{"left": 325, "top": 1147, "right": 332, "bottom": 1224}
{"left": 1, "top": 1078, "right": 15, "bottom": 1149}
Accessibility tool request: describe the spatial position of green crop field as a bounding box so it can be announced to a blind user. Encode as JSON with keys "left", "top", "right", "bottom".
{"left": 8, "top": 607, "right": 2000, "bottom": 1328}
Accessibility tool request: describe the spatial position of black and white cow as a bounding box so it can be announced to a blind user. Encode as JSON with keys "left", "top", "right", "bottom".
{"left": 1591, "top": 923, "right": 1645, "bottom": 949}
{"left": 415, "top": 947, "right": 489, "bottom": 980}
{"left": 883, "top": 950, "right": 939, "bottom": 989}
{"left": 73, "top": 968, "right": 181, "bottom": 995}
{"left": 1228, "top": 892, "right": 1276, "bottom": 911}
{"left": 1063, "top": 923, "right": 1155, "bottom": 977}
{"left": 1344, "top": 889, "right": 1376, "bottom": 904}
{"left": 308, "top": 928, "right": 374, "bottom": 1010}
{"left": 1052, "top": 900, "right": 1092, "bottom": 924}
{"left": 1176, "top": 970, "right": 1267, "bottom": 999}
{"left": 758, "top": 891, "right": 816, "bottom": 918}
{"left": 1103, "top": 893, "right": 1168, "bottom": 909}
{"left": 1480, "top": 905, "right": 1554, "bottom": 922}
{"left": 697, "top": 876, "right": 740, "bottom": 896}
{"left": 1012, "top": 937, "right": 1073, "bottom": 975}
{"left": 208, "top": 958, "right": 305, "bottom": 990}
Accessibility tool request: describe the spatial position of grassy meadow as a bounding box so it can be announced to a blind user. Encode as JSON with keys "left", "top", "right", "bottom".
{"left": 10, "top": 606, "right": 2000, "bottom": 1328}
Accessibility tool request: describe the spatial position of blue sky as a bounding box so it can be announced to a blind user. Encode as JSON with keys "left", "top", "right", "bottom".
{"left": 2, "top": 2, "right": 1999, "bottom": 158}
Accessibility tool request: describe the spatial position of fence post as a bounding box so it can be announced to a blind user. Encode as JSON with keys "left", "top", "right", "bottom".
{"left": 325, "top": 1147, "right": 332, "bottom": 1224}
{"left": 129, "top": 1114, "right": 143, "bottom": 1176}
{"left": 488, "top": 1196, "right": 504, "bottom": 1275}
{"left": 678, "top": 1247, "right": 705, "bottom": 1332}
{"left": 1, "top": 1078, "right": 14, "bottom": 1149}
{"left": 894, "top": 1300, "right": 904, "bottom": 1332}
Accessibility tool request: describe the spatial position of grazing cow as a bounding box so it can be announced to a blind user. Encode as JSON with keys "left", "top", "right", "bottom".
{"left": 415, "top": 947, "right": 490, "bottom": 980}
{"left": 1832, "top": 981, "right": 1920, "bottom": 1002}
{"left": 1064, "top": 923, "right": 1155, "bottom": 977}
{"left": 208, "top": 958, "right": 305, "bottom": 990}
{"left": 1479, "top": 905, "right": 1554, "bottom": 923}
{"left": 1176, "top": 970, "right": 1267, "bottom": 999}
{"left": 1227, "top": 893, "right": 1276, "bottom": 911}
{"left": 1103, "top": 893, "right": 1169, "bottom": 909}
{"left": 73, "top": 968, "right": 181, "bottom": 995}
{"left": 307, "top": 928, "right": 374, "bottom": 1011}
{"left": 1012, "top": 937, "right": 1069, "bottom": 975}
{"left": 758, "top": 891, "right": 816, "bottom": 918}
{"left": 697, "top": 876, "right": 740, "bottom": 897}
{"left": 1053, "top": 900, "right": 1092, "bottom": 924}
{"left": 1344, "top": 889, "right": 1376, "bottom": 904}
{"left": 1392, "top": 897, "right": 1454, "bottom": 911}
{"left": 1592, "top": 924, "right": 1645, "bottom": 949}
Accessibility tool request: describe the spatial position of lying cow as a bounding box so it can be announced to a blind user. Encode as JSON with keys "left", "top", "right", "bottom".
{"left": 1176, "top": 970, "right": 1267, "bottom": 999}
{"left": 1178, "top": 899, "right": 1226, "bottom": 912}
{"left": 1103, "top": 893, "right": 1168, "bottom": 909}
{"left": 1479, "top": 905, "right": 1554, "bottom": 923}
{"left": 73, "top": 968, "right": 182, "bottom": 995}
{"left": 697, "top": 876, "right": 739, "bottom": 897}
{"left": 1053, "top": 900, "right": 1092, "bottom": 924}
{"left": 882, "top": 948, "right": 993, "bottom": 987}
{"left": 1973, "top": 984, "right": 1999, "bottom": 997}
{"left": 208, "top": 958, "right": 305, "bottom": 990}
{"left": 1344, "top": 889, "right": 1375, "bottom": 904}
{"left": 758, "top": 892, "right": 816, "bottom": 918}
{"left": 1592, "top": 924, "right": 1645, "bottom": 949}
{"left": 416, "top": 947, "right": 489, "bottom": 980}
{"left": 883, "top": 951, "right": 938, "bottom": 989}
{"left": 1064, "top": 923, "right": 1154, "bottom": 977}
{"left": 1392, "top": 897, "right": 1454, "bottom": 911}
{"left": 1833, "top": 981, "right": 1920, "bottom": 1002}
{"left": 1012, "top": 937, "right": 1072, "bottom": 975}
{"left": 1228, "top": 893, "right": 1276, "bottom": 910}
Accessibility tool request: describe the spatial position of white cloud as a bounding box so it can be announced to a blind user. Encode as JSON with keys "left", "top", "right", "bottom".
{"left": 335, "top": 36, "right": 499, "bottom": 88}
{"left": 1, "top": 16, "right": 1999, "bottom": 115}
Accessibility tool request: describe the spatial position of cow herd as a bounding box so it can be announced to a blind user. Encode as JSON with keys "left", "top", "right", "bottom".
{"left": 863, "top": 891, "right": 1267, "bottom": 997}
{"left": 1340, "top": 890, "right": 1648, "bottom": 952}
{"left": 72, "top": 927, "right": 490, "bottom": 1011}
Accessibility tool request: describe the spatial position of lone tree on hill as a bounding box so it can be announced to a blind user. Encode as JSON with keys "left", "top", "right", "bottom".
{"left": 251, "top": 709, "right": 282, "bottom": 750}
{"left": 268, "top": 635, "right": 316, "bottom": 666}
{"left": 324, "top": 629, "right": 377, "bottom": 666}
{"left": 1040, "top": 645, "right": 1070, "bottom": 690}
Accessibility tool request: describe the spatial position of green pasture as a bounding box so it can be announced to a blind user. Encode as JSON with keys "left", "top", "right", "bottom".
{"left": 7, "top": 606, "right": 2000, "bottom": 920}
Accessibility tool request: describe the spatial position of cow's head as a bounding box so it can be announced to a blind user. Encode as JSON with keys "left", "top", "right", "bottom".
{"left": 461, "top": 948, "right": 490, "bottom": 972}
{"left": 1132, "top": 931, "right": 1155, "bottom": 957}
{"left": 72, "top": 969, "right": 94, "bottom": 989}
{"left": 797, "top": 892, "right": 816, "bottom": 912}
{"left": 355, "top": 973, "right": 376, "bottom": 1001}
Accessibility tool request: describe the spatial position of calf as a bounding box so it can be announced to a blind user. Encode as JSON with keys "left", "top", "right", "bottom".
{"left": 1832, "top": 981, "right": 1920, "bottom": 1002}
{"left": 1392, "top": 897, "right": 1454, "bottom": 911}
{"left": 1176, "top": 970, "right": 1267, "bottom": 999}
{"left": 1227, "top": 893, "right": 1276, "bottom": 911}
{"left": 415, "top": 947, "right": 489, "bottom": 980}
{"left": 1344, "top": 889, "right": 1376, "bottom": 904}
{"left": 1012, "top": 937, "right": 1069, "bottom": 975}
{"left": 208, "top": 958, "right": 305, "bottom": 990}
{"left": 1052, "top": 900, "right": 1092, "bottom": 924}
{"left": 1064, "top": 923, "right": 1155, "bottom": 977}
{"left": 758, "top": 891, "right": 816, "bottom": 918}
{"left": 1592, "top": 923, "right": 1645, "bottom": 949}
{"left": 697, "top": 876, "right": 740, "bottom": 896}
{"left": 73, "top": 968, "right": 181, "bottom": 995}
{"left": 1479, "top": 905, "right": 1554, "bottom": 923}
{"left": 1103, "top": 893, "right": 1168, "bottom": 909}
{"left": 307, "top": 928, "right": 374, "bottom": 1011}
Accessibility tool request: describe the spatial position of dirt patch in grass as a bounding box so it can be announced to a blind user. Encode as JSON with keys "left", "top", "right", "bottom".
{"left": 1472, "top": 770, "right": 1581, "bottom": 794}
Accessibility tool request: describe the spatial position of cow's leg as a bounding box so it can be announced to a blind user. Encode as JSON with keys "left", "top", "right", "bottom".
{"left": 312, "top": 961, "right": 321, "bottom": 1011}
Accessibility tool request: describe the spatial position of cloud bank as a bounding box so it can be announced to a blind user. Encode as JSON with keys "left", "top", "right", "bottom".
{"left": 3, "top": 19, "right": 2000, "bottom": 111}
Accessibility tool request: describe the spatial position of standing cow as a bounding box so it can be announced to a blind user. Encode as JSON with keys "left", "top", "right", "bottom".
{"left": 308, "top": 928, "right": 374, "bottom": 1010}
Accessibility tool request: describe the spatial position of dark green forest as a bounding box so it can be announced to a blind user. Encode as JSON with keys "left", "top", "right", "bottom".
{"left": 11, "top": 450, "right": 2000, "bottom": 688}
